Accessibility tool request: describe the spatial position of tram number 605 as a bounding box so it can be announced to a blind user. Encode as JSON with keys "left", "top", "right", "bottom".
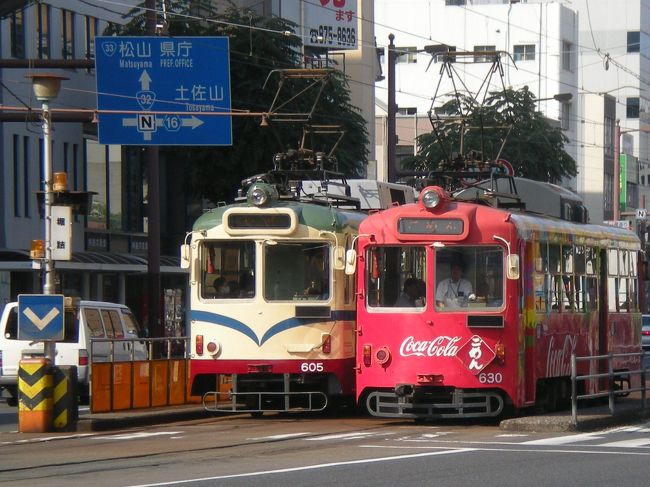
{"left": 478, "top": 372, "right": 502, "bottom": 384}
{"left": 300, "top": 362, "right": 324, "bottom": 372}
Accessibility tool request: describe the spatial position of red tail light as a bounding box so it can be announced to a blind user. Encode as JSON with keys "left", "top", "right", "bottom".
{"left": 495, "top": 342, "right": 505, "bottom": 365}
{"left": 375, "top": 346, "right": 390, "bottom": 366}
{"left": 321, "top": 334, "right": 331, "bottom": 354}
{"left": 195, "top": 335, "right": 204, "bottom": 355}
{"left": 363, "top": 344, "right": 372, "bottom": 366}
{"left": 78, "top": 349, "right": 88, "bottom": 366}
{"left": 642, "top": 330, "right": 650, "bottom": 336}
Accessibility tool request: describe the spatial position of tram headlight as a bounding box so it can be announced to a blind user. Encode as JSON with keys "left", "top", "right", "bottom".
{"left": 420, "top": 187, "right": 446, "bottom": 209}
{"left": 247, "top": 183, "right": 278, "bottom": 207}
{"left": 206, "top": 340, "right": 220, "bottom": 356}
{"left": 375, "top": 346, "right": 391, "bottom": 366}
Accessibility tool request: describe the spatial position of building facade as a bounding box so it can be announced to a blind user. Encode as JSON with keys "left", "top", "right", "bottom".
{"left": 0, "top": 1, "right": 186, "bottom": 333}
{"left": 374, "top": 0, "right": 649, "bottom": 225}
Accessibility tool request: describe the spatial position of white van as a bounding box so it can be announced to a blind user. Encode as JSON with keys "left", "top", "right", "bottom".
{"left": 0, "top": 300, "right": 147, "bottom": 406}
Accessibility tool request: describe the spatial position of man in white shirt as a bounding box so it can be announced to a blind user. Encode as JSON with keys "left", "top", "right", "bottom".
{"left": 436, "top": 263, "right": 473, "bottom": 309}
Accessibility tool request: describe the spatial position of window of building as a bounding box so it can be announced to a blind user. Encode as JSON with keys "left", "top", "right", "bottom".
{"left": 627, "top": 31, "right": 640, "bottom": 53}
{"left": 23, "top": 137, "right": 30, "bottom": 217}
{"left": 561, "top": 103, "right": 571, "bottom": 131}
{"left": 61, "top": 10, "right": 75, "bottom": 59}
{"left": 396, "top": 46, "right": 418, "bottom": 64}
{"left": 446, "top": 0, "right": 466, "bottom": 5}
{"left": 562, "top": 41, "right": 572, "bottom": 71}
{"left": 397, "top": 107, "right": 417, "bottom": 115}
{"left": 513, "top": 44, "right": 535, "bottom": 61}
{"left": 37, "top": 3, "right": 51, "bottom": 59}
{"left": 86, "top": 140, "right": 122, "bottom": 231}
{"left": 474, "top": 45, "right": 495, "bottom": 63}
{"left": 10, "top": 9, "right": 25, "bottom": 58}
{"left": 85, "top": 16, "right": 99, "bottom": 60}
{"left": 604, "top": 116, "right": 614, "bottom": 155}
{"left": 627, "top": 97, "right": 640, "bottom": 119}
{"left": 13, "top": 135, "right": 20, "bottom": 217}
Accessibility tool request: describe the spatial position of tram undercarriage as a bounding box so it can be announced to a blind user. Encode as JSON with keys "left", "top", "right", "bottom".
{"left": 202, "top": 372, "right": 344, "bottom": 413}
{"left": 365, "top": 386, "right": 506, "bottom": 419}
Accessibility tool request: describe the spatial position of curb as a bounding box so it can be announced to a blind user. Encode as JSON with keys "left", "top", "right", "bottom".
{"left": 75, "top": 406, "right": 213, "bottom": 432}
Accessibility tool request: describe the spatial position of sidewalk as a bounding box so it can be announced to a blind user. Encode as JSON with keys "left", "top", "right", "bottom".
{"left": 500, "top": 393, "right": 650, "bottom": 432}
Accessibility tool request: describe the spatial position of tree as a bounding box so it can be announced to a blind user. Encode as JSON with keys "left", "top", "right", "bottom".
{"left": 404, "top": 87, "right": 576, "bottom": 184}
{"left": 107, "top": 1, "right": 368, "bottom": 204}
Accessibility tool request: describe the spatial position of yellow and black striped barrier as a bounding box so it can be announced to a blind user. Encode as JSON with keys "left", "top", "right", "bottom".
{"left": 18, "top": 358, "right": 53, "bottom": 433}
{"left": 52, "top": 366, "right": 78, "bottom": 431}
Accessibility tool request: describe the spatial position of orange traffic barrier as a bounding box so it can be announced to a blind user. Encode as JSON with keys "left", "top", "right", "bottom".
{"left": 151, "top": 360, "right": 169, "bottom": 407}
{"left": 90, "top": 363, "right": 112, "bottom": 413}
{"left": 132, "top": 361, "right": 151, "bottom": 409}
{"left": 18, "top": 358, "right": 52, "bottom": 433}
{"left": 112, "top": 362, "right": 133, "bottom": 410}
{"left": 168, "top": 360, "right": 186, "bottom": 405}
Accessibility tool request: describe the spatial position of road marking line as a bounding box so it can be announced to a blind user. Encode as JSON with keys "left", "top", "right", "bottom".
{"left": 94, "top": 431, "right": 183, "bottom": 441}
{"left": 598, "top": 438, "right": 650, "bottom": 448}
{"left": 522, "top": 433, "right": 603, "bottom": 445}
{"left": 248, "top": 432, "right": 311, "bottom": 440}
{"left": 360, "top": 444, "right": 650, "bottom": 456}
{"left": 125, "top": 448, "right": 477, "bottom": 487}
{"left": 305, "top": 431, "right": 392, "bottom": 441}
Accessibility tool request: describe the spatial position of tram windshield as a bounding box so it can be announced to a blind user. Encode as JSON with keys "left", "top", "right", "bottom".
{"left": 435, "top": 246, "right": 504, "bottom": 311}
{"left": 201, "top": 241, "right": 255, "bottom": 299}
{"left": 264, "top": 242, "right": 330, "bottom": 301}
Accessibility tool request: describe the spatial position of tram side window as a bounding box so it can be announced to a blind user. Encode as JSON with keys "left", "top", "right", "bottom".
{"left": 264, "top": 242, "right": 330, "bottom": 301}
{"left": 366, "top": 246, "right": 426, "bottom": 309}
{"left": 549, "top": 244, "right": 562, "bottom": 311}
{"left": 201, "top": 241, "right": 255, "bottom": 299}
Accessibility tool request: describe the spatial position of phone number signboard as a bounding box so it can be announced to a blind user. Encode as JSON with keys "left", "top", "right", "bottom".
{"left": 304, "top": 0, "right": 358, "bottom": 49}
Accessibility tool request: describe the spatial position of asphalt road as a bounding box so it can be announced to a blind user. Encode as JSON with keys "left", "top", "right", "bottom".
{"left": 1, "top": 408, "right": 650, "bottom": 487}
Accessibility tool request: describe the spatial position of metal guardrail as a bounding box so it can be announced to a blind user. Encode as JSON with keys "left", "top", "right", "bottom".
{"left": 570, "top": 351, "right": 649, "bottom": 426}
{"left": 89, "top": 336, "right": 189, "bottom": 362}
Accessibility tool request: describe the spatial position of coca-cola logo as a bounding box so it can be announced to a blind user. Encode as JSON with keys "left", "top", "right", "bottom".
{"left": 399, "top": 335, "right": 461, "bottom": 357}
{"left": 546, "top": 335, "right": 577, "bottom": 377}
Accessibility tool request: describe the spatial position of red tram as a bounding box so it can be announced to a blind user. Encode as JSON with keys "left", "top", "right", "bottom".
{"left": 353, "top": 185, "right": 643, "bottom": 418}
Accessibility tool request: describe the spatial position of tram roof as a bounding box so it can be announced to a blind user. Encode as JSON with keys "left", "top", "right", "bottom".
{"left": 192, "top": 200, "right": 366, "bottom": 233}
{"left": 510, "top": 213, "right": 640, "bottom": 250}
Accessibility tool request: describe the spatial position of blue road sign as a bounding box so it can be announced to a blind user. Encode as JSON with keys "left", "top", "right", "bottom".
{"left": 95, "top": 36, "right": 232, "bottom": 146}
{"left": 17, "top": 294, "right": 65, "bottom": 341}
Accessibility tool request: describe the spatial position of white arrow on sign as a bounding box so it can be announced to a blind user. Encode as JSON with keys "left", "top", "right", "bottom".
{"left": 139, "top": 70, "right": 152, "bottom": 90}
{"left": 23, "top": 307, "right": 60, "bottom": 331}
{"left": 182, "top": 115, "right": 204, "bottom": 129}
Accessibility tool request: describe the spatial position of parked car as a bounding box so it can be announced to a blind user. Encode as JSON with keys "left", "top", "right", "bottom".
{"left": 643, "top": 315, "right": 650, "bottom": 351}
{"left": 0, "top": 300, "right": 146, "bottom": 406}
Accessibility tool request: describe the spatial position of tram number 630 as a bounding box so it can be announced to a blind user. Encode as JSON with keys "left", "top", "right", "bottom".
{"left": 300, "top": 362, "right": 324, "bottom": 372}
{"left": 478, "top": 372, "right": 503, "bottom": 384}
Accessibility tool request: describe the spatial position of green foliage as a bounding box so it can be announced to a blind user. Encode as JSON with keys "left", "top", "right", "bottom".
{"left": 404, "top": 87, "right": 576, "bottom": 183}
{"left": 107, "top": 1, "right": 368, "bottom": 204}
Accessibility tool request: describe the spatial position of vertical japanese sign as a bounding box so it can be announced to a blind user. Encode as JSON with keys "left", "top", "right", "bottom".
{"left": 95, "top": 36, "right": 232, "bottom": 145}
{"left": 51, "top": 206, "right": 71, "bottom": 261}
{"left": 304, "top": 0, "right": 358, "bottom": 49}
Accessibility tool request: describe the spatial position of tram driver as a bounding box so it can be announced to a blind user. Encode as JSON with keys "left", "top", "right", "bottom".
{"left": 436, "top": 262, "right": 473, "bottom": 309}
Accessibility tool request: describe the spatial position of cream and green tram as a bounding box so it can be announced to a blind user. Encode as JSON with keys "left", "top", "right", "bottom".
{"left": 182, "top": 183, "right": 364, "bottom": 413}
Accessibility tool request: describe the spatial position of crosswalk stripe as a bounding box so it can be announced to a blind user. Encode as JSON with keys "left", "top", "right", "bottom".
{"left": 522, "top": 433, "right": 603, "bottom": 445}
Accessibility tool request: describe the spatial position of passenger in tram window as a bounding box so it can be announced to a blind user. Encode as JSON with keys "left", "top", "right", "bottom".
{"left": 214, "top": 277, "right": 230, "bottom": 297}
{"left": 436, "top": 262, "right": 473, "bottom": 308}
{"left": 395, "top": 278, "right": 425, "bottom": 307}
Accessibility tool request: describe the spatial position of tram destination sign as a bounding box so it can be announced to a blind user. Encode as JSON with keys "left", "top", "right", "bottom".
{"left": 398, "top": 218, "right": 464, "bottom": 235}
{"left": 95, "top": 36, "right": 232, "bottom": 146}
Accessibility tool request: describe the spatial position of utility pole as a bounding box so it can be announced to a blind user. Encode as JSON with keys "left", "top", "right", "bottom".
{"left": 614, "top": 119, "right": 621, "bottom": 221}
{"left": 387, "top": 34, "right": 397, "bottom": 183}
{"left": 145, "top": 0, "right": 161, "bottom": 338}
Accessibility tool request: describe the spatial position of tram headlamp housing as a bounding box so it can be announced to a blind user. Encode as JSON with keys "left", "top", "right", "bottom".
{"left": 247, "top": 183, "right": 278, "bottom": 207}
{"left": 420, "top": 186, "right": 446, "bottom": 209}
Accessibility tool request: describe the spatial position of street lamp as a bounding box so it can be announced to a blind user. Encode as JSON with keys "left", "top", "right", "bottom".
{"left": 535, "top": 92, "right": 573, "bottom": 103}
{"left": 27, "top": 74, "right": 67, "bottom": 361}
{"left": 28, "top": 74, "right": 67, "bottom": 295}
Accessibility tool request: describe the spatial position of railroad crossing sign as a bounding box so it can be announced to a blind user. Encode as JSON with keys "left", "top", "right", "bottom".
{"left": 95, "top": 36, "right": 232, "bottom": 145}
{"left": 17, "top": 294, "right": 65, "bottom": 341}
